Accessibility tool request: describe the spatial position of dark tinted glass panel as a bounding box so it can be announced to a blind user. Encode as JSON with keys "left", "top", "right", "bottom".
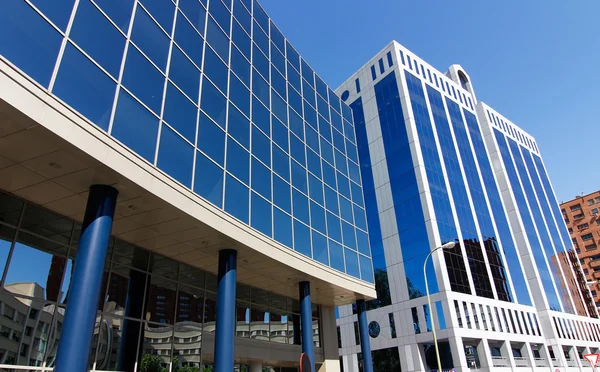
{"left": 53, "top": 43, "right": 116, "bottom": 131}
{"left": 71, "top": 0, "right": 125, "bottom": 78}
{"left": 163, "top": 82, "right": 197, "bottom": 142}
{"left": 197, "top": 113, "right": 226, "bottom": 165}
{"left": 194, "top": 152, "right": 224, "bottom": 207}
{"left": 111, "top": 91, "right": 159, "bottom": 162}
{"left": 157, "top": 126, "right": 193, "bottom": 187}
{"left": 122, "top": 45, "right": 165, "bottom": 114}
{"left": 0, "top": 1, "right": 63, "bottom": 87}
{"left": 224, "top": 174, "right": 249, "bottom": 223}
{"left": 201, "top": 80, "right": 227, "bottom": 128}
{"left": 131, "top": 7, "right": 169, "bottom": 71}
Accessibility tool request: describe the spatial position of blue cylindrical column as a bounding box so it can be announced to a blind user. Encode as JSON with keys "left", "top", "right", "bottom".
{"left": 55, "top": 185, "right": 118, "bottom": 372}
{"left": 357, "top": 299, "right": 373, "bottom": 372}
{"left": 299, "top": 281, "right": 315, "bottom": 372}
{"left": 214, "top": 249, "right": 237, "bottom": 372}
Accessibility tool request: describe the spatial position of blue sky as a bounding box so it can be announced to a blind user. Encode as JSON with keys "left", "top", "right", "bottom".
{"left": 259, "top": 0, "right": 600, "bottom": 202}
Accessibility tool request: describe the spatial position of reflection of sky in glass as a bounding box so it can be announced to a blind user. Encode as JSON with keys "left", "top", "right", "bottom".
{"left": 4, "top": 243, "right": 72, "bottom": 302}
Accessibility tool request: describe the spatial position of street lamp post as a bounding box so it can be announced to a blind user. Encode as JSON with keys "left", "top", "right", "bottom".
{"left": 423, "top": 241, "right": 456, "bottom": 372}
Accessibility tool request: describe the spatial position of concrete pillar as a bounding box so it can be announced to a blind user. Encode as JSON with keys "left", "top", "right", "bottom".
{"left": 318, "top": 306, "right": 341, "bottom": 372}
{"left": 214, "top": 249, "right": 237, "bottom": 372}
{"left": 475, "top": 339, "right": 494, "bottom": 372}
{"left": 500, "top": 340, "right": 516, "bottom": 369}
{"left": 448, "top": 336, "right": 469, "bottom": 372}
{"left": 54, "top": 185, "right": 118, "bottom": 372}
{"left": 300, "top": 281, "right": 315, "bottom": 372}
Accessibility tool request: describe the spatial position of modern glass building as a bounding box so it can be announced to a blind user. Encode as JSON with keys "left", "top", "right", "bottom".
{"left": 0, "top": 0, "right": 376, "bottom": 371}
{"left": 336, "top": 41, "right": 600, "bottom": 372}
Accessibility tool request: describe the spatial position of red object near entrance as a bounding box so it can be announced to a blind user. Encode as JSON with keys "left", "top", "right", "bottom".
{"left": 300, "top": 353, "right": 312, "bottom": 372}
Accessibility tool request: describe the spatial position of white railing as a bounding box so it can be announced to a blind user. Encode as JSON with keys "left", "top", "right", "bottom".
{"left": 534, "top": 358, "right": 548, "bottom": 367}
{"left": 514, "top": 357, "right": 529, "bottom": 367}
{"left": 551, "top": 358, "right": 562, "bottom": 367}
{"left": 567, "top": 360, "right": 579, "bottom": 368}
{"left": 492, "top": 356, "right": 509, "bottom": 367}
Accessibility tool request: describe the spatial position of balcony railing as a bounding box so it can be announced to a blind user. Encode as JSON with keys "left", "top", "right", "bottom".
{"left": 492, "top": 356, "right": 509, "bottom": 367}
{"left": 567, "top": 359, "right": 579, "bottom": 368}
{"left": 551, "top": 358, "right": 562, "bottom": 367}
{"left": 534, "top": 358, "right": 548, "bottom": 367}
{"left": 514, "top": 357, "right": 529, "bottom": 367}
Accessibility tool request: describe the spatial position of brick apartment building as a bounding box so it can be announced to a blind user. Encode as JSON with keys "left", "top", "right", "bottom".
{"left": 561, "top": 191, "right": 600, "bottom": 311}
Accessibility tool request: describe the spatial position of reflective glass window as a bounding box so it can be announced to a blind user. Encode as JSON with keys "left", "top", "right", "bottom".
{"left": 288, "top": 86, "right": 303, "bottom": 117}
{"left": 209, "top": 0, "right": 230, "bottom": 33}
{"left": 71, "top": 0, "right": 125, "bottom": 78}
{"left": 201, "top": 80, "right": 227, "bottom": 128}
{"left": 292, "top": 189, "right": 309, "bottom": 225}
{"left": 204, "top": 46, "right": 228, "bottom": 94}
{"left": 122, "top": 45, "right": 165, "bottom": 114}
{"left": 315, "top": 75, "right": 328, "bottom": 100}
{"left": 252, "top": 97, "right": 271, "bottom": 136}
{"left": 274, "top": 208, "right": 292, "bottom": 247}
{"left": 273, "top": 175, "right": 291, "bottom": 213}
{"left": 303, "top": 86, "right": 316, "bottom": 112}
{"left": 206, "top": 16, "right": 229, "bottom": 61}
{"left": 345, "top": 249, "right": 359, "bottom": 278}
{"left": 53, "top": 43, "right": 116, "bottom": 132}
{"left": 270, "top": 22, "right": 285, "bottom": 52}
{"left": 291, "top": 161, "right": 307, "bottom": 194}
{"left": 354, "top": 205, "right": 367, "bottom": 231}
{"left": 138, "top": 0, "right": 175, "bottom": 32}
{"left": 232, "top": 19, "right": 250, "bottom": 58}
{"left": 178, "top": 0, "right": 206, "bottom": 35}
{"left": 0, "top": 2, "right": 63, "bottom": 87}
{"left": 310, "top": 202, "right": 326, "bottom": 234}
{"left": 320, "top": 118, "right": 332, "bottom": 143}
{"left": 111, "top": 90, "right": 159, "bottom": 162}
{"left": 131, "top": 6, "right": 169, "bottom": 71}
{"left": 194, "top": 152, "right": 224, "bottom": 207}
{"left": 329, "top": 240, "right": 344, "bottom": 272}
{"left": 253, "top": 22, "right": 269, "bottom": 56}
{"left": 301, "top": 59, "right": 314, "bottom": 87}
{"left": 28, "top": 0, "right": 74, "bottom": 31}
{"left": 308, "top": 174, "right": 324, "bottom": 205}
{"left": 351, "top": 182, "right": 364, "bottom": 207}
{"left": 293, "top": 220, "right": 311, "bottom": 257}
{"left": 251, "top": 157, "right": 271, "bottom": 200}
{"left": 252, "top": 126, "right": 271, "bottom": 166}
{"left": 163, "top": 83, "right": 197, "bottom": 142}
{"left": 174, "top": 12, "right": 203, "bottom": 67}
{"left": 228, "top": 105, "right": 250, "bottom": 149}
{"left": 325, "top": 187, "right": 339, "bottom": 215}
{"left": 342, "top": 222, "right": 356, "bottom": 250}
{"left": 327, "top": 212, "right": 342, "bottom": 243}
{"left": 287, "top": 63, "right": 301, "bottom": 93}
{"left": 253, "top": 1, "right": 269, "bottom": 32}
{"left": 226, "top": 139, "right": 250, "bottom": 184}
{"left": 339, "top": 196, "right": 353, "bottom": 224}
{"left": 322, "top": 160, "right": 336, "bottom": 189}
{"left": 252, "top": 44, "right": 269, "bottom": 81}
{"left": 321, "top": 139, "right": 334, "bottom": 166}
{"left": 286, "top": 41, "right": 300, "bottom": 71}
{"left": 272, "top": 46, "right": 286, "bottom": 77}
{"left": 251, "top": 192, "right": 272, "bottom": 237}
{"left": 252, "top": 70, "right": 270, "bottom": 108}
{"left": 197, "top": 112, "right": 225, "bottom": 165}
{"left": 359, "top": 255, "right": 373, "bottom": 283}
{"left": 305, "top": 126, "right": 319, "bottom": 154}
{"left": 169, "top": 45, "right": 200, "bottom": 102}
{"left": 271, "top": 69, "right": 286, "bottom": 101}
{"left": 233, "top": 0, "right": 251, "bottom": 34}
{"left": 272, "top": 119, "right": 288, "bottom": 152}
{"left": 312, "top": 231, "right": 328, "bottom": 266}
{"left": 289, "top": 111, "right": 304, "bottom": 140}
{"left": 331, "top": 112, "right": 343, "bottom": 133}
{"left": 224, "top": 174, "right": 249, "bottom": 223}
{"left": 335, "top": 150, "right": 348, "bottom": 175}
{"left": 337, "top": 172, "right": 351, "bottom": 199}
{"left": 307, "top": 150, "right": 322, "bottom": 179}
{"left": 157, "top": 126, "right": 193, "bottom": 187}
{"left": 272, "top": 145, "right": 290, "bottom": 182}
{"left": 347, "top": 141, "right": 359, "bottom": 164}
{"left": 272, "top": 89, "right": 288, "bottom": 124}
{"left": 231, "top": 45, "right": 250, "bottom": 86}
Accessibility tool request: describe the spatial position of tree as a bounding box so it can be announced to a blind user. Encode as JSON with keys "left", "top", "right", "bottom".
{"left": 366, "top": 269, "right": 391, "bottom": 310}
{"left": 139, "top": 354, "right": 166, "bottom": 372}
{"left": 179, "top": 366, "right": 200, "bottom": 372}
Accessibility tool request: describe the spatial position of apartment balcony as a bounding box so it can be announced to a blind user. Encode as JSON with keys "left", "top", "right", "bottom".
{"left": 492, "top": 356, "right": 509, "bottom": 367}
{"left": 567, "top": 359, "right": 579, "bottom": 368}
{"left": 533, "top": 358, "right": 548, "bottom": 368}
{"left": 514, "top": 357, "right": 529, "bottom": 368}
{"left": 551, "top": 358, "right": 562, "bottom": 368}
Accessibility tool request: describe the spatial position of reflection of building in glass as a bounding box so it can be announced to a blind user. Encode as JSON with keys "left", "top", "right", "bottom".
{"left": 336, "top": 41, "right": 600, "bottom": 372}
{"left": 560, "top": 191, "right": 600, "bottom": 314}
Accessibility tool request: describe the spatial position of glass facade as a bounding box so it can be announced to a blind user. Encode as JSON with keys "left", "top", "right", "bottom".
{"left": 0, "top": 191, "right": 320, "bottom": 369}
{"left": 0, "top": 0, "right": 372, "bottom": 282}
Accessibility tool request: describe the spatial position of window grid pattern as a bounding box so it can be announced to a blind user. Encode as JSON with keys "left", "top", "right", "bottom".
{"left": 0, "top": 0, "right": 372, "bottom": 282}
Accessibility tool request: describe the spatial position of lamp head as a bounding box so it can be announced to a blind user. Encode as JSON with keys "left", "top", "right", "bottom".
{"left": 441, "top": 241, "right": 456, "bottom": 250}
